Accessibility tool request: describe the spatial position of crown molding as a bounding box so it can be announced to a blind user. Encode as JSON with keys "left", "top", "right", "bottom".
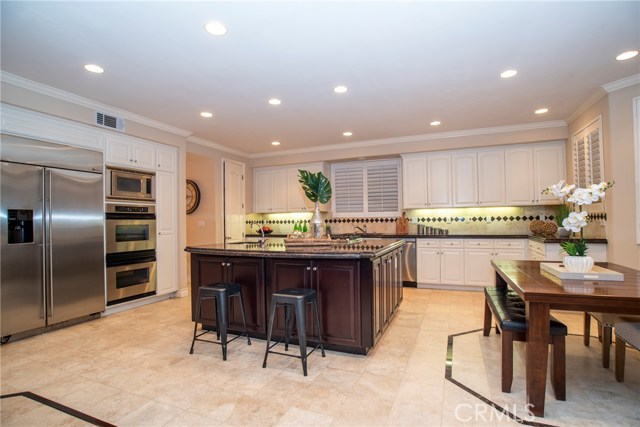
{"left": 602, "top": 73, "right": 640, "bottom": 93}
{"left": 1, "top": 71, "right": 192, "bottom": 138}
{"left": 565, "top": 88, "right": 608, "bottom": 125}
{"left": 248, "top": 120, "right": 567, "bottom": 159}
{"left": 187, "top": 135, "right": 248, "bottom": 157}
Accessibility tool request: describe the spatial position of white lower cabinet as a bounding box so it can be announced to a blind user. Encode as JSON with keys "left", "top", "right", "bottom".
{"left": 417, "top": 239, "right": 465, "bottom": 286}
{"left": 528, "top": 239, "right": 607, "bottom": 262}
{"left": 418, "top": 238, "right": 527, "bottom": 288}
{"left": 156, "top": 233, "right": 177, "bottom": 295}
{"left": 464, "top": 239, "right": 527, "bottom": 288}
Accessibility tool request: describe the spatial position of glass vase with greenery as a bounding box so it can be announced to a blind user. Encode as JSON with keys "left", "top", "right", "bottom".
{"left": 298, "top": 170, "right": 332, "bottom": 238}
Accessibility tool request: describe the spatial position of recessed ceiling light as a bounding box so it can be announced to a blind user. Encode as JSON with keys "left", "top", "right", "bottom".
{"left": 430, "top": 121, "right": 441, "bottom": 126}
{"left": 200, "top": 112, "right": 213, "bottom": 118}
{"left": 205, "top": 21, "right": 228, "bottom": 36}
{"left": 334, "top": 85, "right": 348, "bottom": 94}
{"left": 534, "top": 108, "right": 549, "bottom": 115}
{"left": 616, "top": 50, "right": 638, "bottom": 61}
{"left": 84, "top": 64, "right": 104, "bottom": 74}
{"left": 500, "top": 69, "right": 518, "bottom": 78}
{"left": 271, "top": 141, "right": 280, "bottom": 146}
{"left": 268, "top": 98, "right": 281, "bottom": 105}
{"left": 343, "top": 131, "right": 353, "bottom": 136}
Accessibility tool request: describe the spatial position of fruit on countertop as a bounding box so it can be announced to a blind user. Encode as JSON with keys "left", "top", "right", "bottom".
{"left": 260, "top": 226, "right": 273, "bottom": 234}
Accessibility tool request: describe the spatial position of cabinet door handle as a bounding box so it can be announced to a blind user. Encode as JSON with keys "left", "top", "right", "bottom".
{"left": 306, "top": 266, "right": 311, "bottom": 271}
{"left": 312, "top": 267, "right": 317, "bottom": 271}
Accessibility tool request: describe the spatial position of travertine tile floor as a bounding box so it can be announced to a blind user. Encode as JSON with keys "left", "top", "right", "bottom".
{"left": 1, "top": 288, "right": 638, "bottom": 426}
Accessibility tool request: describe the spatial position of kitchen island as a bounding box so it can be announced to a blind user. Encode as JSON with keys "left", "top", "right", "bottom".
{"left": 185, "top": 238, "right": 404, "bottom": 354}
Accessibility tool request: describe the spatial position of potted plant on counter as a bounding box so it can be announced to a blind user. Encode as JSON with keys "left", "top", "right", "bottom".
{"left": 542, "top": 180, "right": 614, "bottom": 272}
{"left": 298, "top": 170, "right": 332, "bottom": 239}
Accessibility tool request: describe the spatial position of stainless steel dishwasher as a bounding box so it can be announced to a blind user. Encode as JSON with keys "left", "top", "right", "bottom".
{"left": 402, "top": 238, "right": 417, "bottom": 287}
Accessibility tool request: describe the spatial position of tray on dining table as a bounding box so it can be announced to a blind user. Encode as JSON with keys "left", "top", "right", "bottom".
{"left": 540, "top": 262, "right": 624, "bottom": 281}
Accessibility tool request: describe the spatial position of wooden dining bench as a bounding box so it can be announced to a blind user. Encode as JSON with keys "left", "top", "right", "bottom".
{"left": 483, "top": 286, "right": 567, "bottom": 400}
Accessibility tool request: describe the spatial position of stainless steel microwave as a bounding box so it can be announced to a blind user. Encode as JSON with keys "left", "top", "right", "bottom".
{"left": 106, "top": 167, "right": 155, "bottom": 201}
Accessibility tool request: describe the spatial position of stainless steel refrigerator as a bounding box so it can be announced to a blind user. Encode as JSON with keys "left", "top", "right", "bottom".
{"left": 1, "top": 134, "right": 105, "bottom": 340}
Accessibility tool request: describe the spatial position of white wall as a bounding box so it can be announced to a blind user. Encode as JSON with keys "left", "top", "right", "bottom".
{"left": 568, "top": 84, "right": 640, "bottom": 269}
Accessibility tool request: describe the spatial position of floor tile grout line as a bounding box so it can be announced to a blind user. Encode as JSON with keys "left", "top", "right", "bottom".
{"left": 1, "top": 391, "right": 116, "bottom": 427}
{"left": 445, "top": 329, "right": 558, "bottom": 427}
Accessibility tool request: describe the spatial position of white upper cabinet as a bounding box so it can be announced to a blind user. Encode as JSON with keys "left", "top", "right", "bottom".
{"left": 452, "top": 152, "right": 478, "bottom": 207}
{"left": 534, "top": 143, "right": 566, "bottom": 204}
{"left": 105, "top": 135, "right": 178, "bottom": 173}
{"left": 477, "top": 149, "right": 505, "bottom": 206}
{"left": 401, "top": 153, "right": 450, "bottom": 208}
{"left": 505, "top": 147, "right": 535, "bottom": 205}
{"left": 106, "top": 136, "right": 156, "bottom": 170}
{"left": 253, "top": 168, "right": 287, "bottom": 213}
{"left": 254, "top": 162, "right": 328, "bottom": 213}
{"left": 401, "top": 155, "right": 429, "bottom": 208}
{"left": 156, "top": 146, "right": 177, "bottom": 172}
{"left": 505, "top": 142, "right": 566, "bottom": 205}
{"left": 426, "top": 154, "right": 452, "bottom": 208}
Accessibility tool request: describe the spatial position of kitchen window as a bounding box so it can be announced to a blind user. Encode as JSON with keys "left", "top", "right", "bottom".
{"left": 331, "top": 159, "right": 401, "bottom": 217}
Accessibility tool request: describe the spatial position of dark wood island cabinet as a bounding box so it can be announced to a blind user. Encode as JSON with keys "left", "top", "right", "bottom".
{"left": 186, "top": 238, "right": 404, "bottom": 354}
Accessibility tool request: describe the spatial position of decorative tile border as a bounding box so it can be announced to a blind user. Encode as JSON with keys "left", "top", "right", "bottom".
{"left": 247, "top": 213, "right": 607, "bottom": 226}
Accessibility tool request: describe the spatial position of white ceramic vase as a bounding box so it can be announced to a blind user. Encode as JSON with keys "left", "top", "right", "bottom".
{"left": 563, "top": 255, "right": 594, "bottom": 273}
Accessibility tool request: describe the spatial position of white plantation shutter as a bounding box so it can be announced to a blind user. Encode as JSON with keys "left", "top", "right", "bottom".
{"left": 333, "top": 163, "right": 364, "bottom": 213}
{"left": 573, "top": 116, "right": 604, "bottom": 188}
{"left": 366, "top": 160, "right": 400, "bottom": 212}
{"left": 332, "top": 159, "right": 400, "bottom": 216}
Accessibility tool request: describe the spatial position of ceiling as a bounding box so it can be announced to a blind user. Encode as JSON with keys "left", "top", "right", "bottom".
{"left": 1, "top": 1, "right": 639, "bottom": 157}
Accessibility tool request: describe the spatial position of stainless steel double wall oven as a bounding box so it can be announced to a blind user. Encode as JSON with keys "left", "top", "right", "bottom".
{"left": 105, "top": 203, "right": 157, "bottom": 305}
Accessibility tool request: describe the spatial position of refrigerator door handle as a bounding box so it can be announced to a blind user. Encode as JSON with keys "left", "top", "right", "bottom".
{"left": 40, "top": 169, "right": 47, "bottom": 319}
{"left": 46, "top": 170, "right": 54, "bottom": 318}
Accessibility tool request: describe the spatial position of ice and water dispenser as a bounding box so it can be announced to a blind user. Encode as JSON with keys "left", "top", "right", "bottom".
{"left": 7, "top": 209, "right": 34, "bottom": 244}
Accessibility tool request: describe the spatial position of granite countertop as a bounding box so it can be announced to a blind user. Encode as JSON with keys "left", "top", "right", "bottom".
{"left": 185, "top": 238, "right": 405, "bottom": 259}
{"left": 242, "top": 233, "right": 609, "bottom": 243}
{"left": 528, "top": 235, "right": 608, "bottom": 244}
{"left": 248, "top": 233, "right": 530, "bottom": 239}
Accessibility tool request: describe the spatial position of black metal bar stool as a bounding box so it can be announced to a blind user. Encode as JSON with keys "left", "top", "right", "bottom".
{"left": 262, "top": 287, "right": 325, "bottom": 376}
{"left": 190, "top": 282, "right": 251, "bottom": 360}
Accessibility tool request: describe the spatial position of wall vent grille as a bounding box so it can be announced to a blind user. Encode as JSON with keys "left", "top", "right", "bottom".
{"left": 95, "top": 112, "right": 125, "bottom": 131}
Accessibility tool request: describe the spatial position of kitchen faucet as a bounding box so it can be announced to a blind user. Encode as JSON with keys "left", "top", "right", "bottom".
{"left": 353, "top": 223, "right": 367, "bottom": 235}
{"left": 252, "top": 222, "right": 266, "bottom": 246}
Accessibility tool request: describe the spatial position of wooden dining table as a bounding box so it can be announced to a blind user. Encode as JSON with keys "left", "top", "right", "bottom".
{"left": 491, "top": 260, "right": 640, "bottom": 417}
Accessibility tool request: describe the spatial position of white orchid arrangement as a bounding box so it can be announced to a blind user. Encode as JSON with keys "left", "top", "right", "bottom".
{"left": 542, "top": 180, "right": 614, "bottom": 256}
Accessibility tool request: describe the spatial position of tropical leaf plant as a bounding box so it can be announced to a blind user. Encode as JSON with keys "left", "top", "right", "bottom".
{"left": 298, "top": 169, "right": 332, "bottom": 204}
{"left": 560, "top": 239, "right": 588, "bottom": 256}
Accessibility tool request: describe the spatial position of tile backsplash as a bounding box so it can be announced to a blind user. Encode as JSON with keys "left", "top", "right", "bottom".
{"left": 246, "top": 206, "right": 607, "bottom": 238}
